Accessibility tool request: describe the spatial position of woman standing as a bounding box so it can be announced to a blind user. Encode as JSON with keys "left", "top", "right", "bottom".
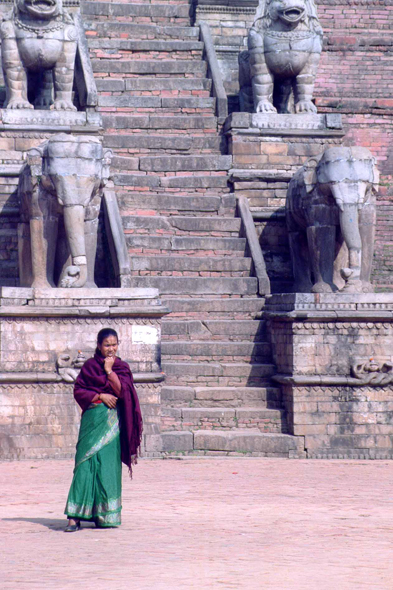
{"left": 64, "top": 328, "right": 143, "bottom": 531}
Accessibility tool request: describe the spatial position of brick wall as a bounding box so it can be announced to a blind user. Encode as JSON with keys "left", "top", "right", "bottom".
{"left": 315, "top": 0, "right": 393, "bottom": 289}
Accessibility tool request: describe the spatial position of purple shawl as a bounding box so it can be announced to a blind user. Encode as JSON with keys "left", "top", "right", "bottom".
{"left": 74, "top": 352, "right": 143, "bottom": 474}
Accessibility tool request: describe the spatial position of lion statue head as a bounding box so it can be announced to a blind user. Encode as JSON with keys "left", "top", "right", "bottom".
{"left": 253, "top": 0, "right": 322, "bottom": 33}
{"left": 16, "top": 0, "right": 63, "bottom": 20}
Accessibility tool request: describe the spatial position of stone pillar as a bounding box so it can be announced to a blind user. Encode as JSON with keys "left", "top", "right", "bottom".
{"left": 0, "top": 287, "right": 169, "bottom": 460}
{"left": 265, "top": 293, "right": 393, "bottom": 459}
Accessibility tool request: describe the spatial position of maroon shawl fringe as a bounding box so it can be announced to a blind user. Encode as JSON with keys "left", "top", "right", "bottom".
{"left": 74, "top": 353, "right": 143, "bottom": 476}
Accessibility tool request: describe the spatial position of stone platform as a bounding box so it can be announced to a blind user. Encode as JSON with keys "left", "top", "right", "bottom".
{"left": 0, "top": 287, "right": 169, "bottom": 460}
{"left": 265, "top": 293, "right": 393, "bottom": 458}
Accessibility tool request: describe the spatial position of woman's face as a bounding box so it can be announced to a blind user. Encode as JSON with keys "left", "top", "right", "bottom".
{"left": 97, "top": 335, "right": 118, "bottom": 358}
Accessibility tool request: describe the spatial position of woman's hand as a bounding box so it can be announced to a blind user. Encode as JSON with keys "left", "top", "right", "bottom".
{"left": 104, "top": 356, "right": 115, "bottom": 375}
{"left": 100, "top": 393, "right": 118, "bottom": 409}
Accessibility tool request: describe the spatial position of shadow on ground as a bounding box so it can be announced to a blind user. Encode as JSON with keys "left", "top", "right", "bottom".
{"left": 2, "top": 517, "right": 95, "bottom": 531}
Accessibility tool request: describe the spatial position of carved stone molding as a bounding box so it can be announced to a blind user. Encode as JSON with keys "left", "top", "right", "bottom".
{"left": 196, "top": 5, "right": 256, "bottom": 13}
{"left": 0, "top": 371, "right": 165, "bottom": 385}
{"left": 273, "top": 374, "right": 393, "bottom": 388}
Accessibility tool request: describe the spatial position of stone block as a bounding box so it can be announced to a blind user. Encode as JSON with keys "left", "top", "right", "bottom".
{"left": 98, "top": 96, "right": 161, "bottom": 108}
{"left": 139, "top": 155, "right": 232, "bottom": 173}
{"left": 126, "top": 277, "right": 258, "bottom": 295}
{"left": 194, "top": 430, "right": 300, "bottom": 454}
{"left": 161, "top": 431, "right": 194, "bottom": 452}
{"left": 91, "top": 60, "right": 207, "bottom": 75}
{"left": 160, "top": 175, "right": 228, "bottom": 189}
{"left": 161, "top": 386, "right": 195, "bottom": 403}
{"left": 148, "top": 116, "right": 216, "bottom": 130}
{"left": 161, "top": 97, "right": 215, "bottom": 109}
{"left": 162, "top": 362, "right": 222, "bottom": 377}
{"left": 124, "top": 78, "right": 211, "bottom": 92}
{"left": 111, "top": 156, "right": 139, "bottom": 171}
{"left": 182, "top": 408, "right": 236, "bottom": 421}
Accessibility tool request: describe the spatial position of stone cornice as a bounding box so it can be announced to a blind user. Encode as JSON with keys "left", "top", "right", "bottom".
{"left": 0, "top": 371, "right": 165, "bottom": 384}
{"left": 0, "top": 305, "right": 171, "bottom": 318}
{"left": 273, "top": 374, "right": 393, "bottom": 387}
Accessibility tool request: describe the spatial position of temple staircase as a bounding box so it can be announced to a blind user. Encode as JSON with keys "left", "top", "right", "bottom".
{"left": 82, "top": 0, "right": 303, "bottom": 456}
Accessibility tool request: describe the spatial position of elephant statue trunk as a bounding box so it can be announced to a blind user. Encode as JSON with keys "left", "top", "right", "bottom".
{"left": 286, "top": 146, "right": 379, "bottom": 294}
{"left": 61, "top": 204, "right": 88, "bottom": 288}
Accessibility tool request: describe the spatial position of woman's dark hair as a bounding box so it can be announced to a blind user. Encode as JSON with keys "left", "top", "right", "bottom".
{"left": 97, "top": 328, "right": 119, "bottom": 345}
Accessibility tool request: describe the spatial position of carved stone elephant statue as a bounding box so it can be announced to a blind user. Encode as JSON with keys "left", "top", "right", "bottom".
{"left": 286, "top": 146, "right": 379, "bottom": 293}
{"left": 18, "top": 134, "right": 112, "bottom": 288}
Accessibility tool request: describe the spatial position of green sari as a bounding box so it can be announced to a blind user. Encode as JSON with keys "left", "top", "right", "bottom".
{"left": 65, "top": 403, "right": 122, "bottom": 527}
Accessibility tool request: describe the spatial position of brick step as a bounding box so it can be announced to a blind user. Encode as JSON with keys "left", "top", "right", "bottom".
{"left": 162, "top": 319, "right": 266, "bottom": 340}
{"left": 88, "top": 39, "right": 203, "bottom": 54}
{"left": 103, "top": 115, "right": 217, "bottom": 131}
{"left": 92, "top": 60, "right": 207, "bottom": 76}
{"left": 162, "top": 340, "right": 271, "bottom": 361}
{"left": 114, "top": 173, "right": 229, "bottom": 193}
{"left": 131, "top": 255, "right": 251, "bottom": 275}
{"left": 104, "top": 134, "right": 223, "bottom": 154}
{"left": 98, "top": 96, "right": 215, "bottom": 111}
{"left": 138, "top": 155, "right": 231, "bottom": 173}
{"left": 126, "top": 276, "right": 258, "bottom": 295}
{"left": 126, "top": 234, "right": 246, "bottom": 253}
{"left": 162, "top": 407, "right": 287, "bottom": 433}
{"left": 86, "top": 23, "right": 199, "bottom": 40}
{"left": 123, "top": 215, "right": 241, "bottom": 235}
{"left": 161, "top": 430, "right": 302, "bottom": 457}
{"left": 162, "top": 297, "right": 264, "bottom": 319}
{"left": 82, "top": 2, "right": 191, "bottom": 21}
{"left": 161, "top": 385, "right": 281, "bottom": 407}
{"left": 117, "top": 193, "right": 234, "bottom": 215}
{"left": 162, "top": 361, "right": 275, "bottom": 386}
{"left": 96, "top": 77, "right": 212, "bottom": 95}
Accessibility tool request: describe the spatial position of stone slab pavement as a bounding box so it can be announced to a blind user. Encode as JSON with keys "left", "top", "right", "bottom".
{"left": 1, "top": 458, "right": 393, "bottom": 590}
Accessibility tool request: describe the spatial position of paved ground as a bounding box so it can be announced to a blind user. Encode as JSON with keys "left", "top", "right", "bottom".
{"left": 1, "top": 458, "right": 393, "bottom": 590}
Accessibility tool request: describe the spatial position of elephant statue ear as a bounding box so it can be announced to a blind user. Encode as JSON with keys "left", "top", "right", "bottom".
{"left": 303, "top": 155, "right": 321, "bottom": 194}
{"left": 372, "top": 160, "right": 380, "bottom": 190}
{"left": 25, "top": 143, "right": 45, "bottom": 180}
{"left": 101, "top": 148, "right": 113, "bottom": 186}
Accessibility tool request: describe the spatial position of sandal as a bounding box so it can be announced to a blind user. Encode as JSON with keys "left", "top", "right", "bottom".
{"left": 65, "top": 520, "right": 81, "bottom": 532}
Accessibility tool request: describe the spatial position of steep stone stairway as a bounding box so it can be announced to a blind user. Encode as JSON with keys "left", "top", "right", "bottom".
{"left": 83, "top": 0, "right": 303, "bottom": 456}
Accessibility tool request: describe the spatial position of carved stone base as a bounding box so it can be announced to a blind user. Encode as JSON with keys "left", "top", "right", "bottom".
{"left": 266, "top": 293, "right": 393, "bottom": 458}
{"left": 0, "top": 287, "right": 170, "bottom": 460}
{"left": 0, "top": 108, "right": 101, "bottom": 133}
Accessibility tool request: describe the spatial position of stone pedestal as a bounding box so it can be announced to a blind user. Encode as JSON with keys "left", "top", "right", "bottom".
{"left": 0, "top": 287, "right": 170, "bottom": 460}
{"left": 265, "top": 294, "right": 393, "bottom": 458}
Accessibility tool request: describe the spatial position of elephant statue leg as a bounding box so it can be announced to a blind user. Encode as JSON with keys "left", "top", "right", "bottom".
{"left": 29, "top": 202, "right": 58, "bottom": 289}
{"left": 288, "top": 231, "right": 313, "bottom": 293}
{"left": 358, "top": 202, "right": 376, "bottom": 292}
{"left": 83, "top": 192, "right": 102, "bottom": 288}
{"left": 337, "top": 203, "right": 363, "bottom": 292}
{"left": 306, "top": 225, "right": 336, "bottom": 293}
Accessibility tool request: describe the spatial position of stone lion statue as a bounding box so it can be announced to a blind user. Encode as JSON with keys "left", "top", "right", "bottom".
{"left": 0, "top": 0, "right": 77, "bottom": 110}
{"left": 239, "top": 0, "right": 323, "bottom": 114}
